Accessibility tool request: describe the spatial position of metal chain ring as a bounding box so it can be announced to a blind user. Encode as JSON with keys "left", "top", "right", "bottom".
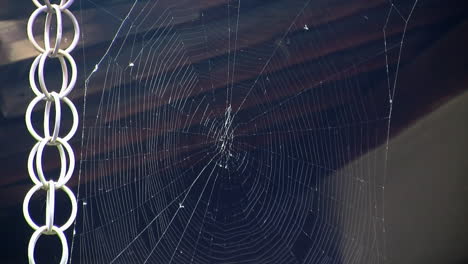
{"left": 28, "top": 226, "right": 69, "bottom": 264}
{"left": 25, "top": 94, "right": 79, "bottom": 142}
{"left": 27, "top": 5, "right": 79, "bottom": 54}
{"left": 28, "top": 49, "right": 78, "bottom": 99}
{"left": 43, "top": 4, "right": 63, "bottom": 57}
{"left": 24, "top": 0, "right": 79, "bottom": 263}
{"left": 23, "top": 183, "right": 78, "bottom": 232}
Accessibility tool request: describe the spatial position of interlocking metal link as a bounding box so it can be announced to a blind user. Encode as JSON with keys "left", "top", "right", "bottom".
{"left": 23, "top": 0, "right": 79, "bottom": 263}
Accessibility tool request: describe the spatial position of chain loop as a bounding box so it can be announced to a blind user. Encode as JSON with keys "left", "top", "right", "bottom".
{"left": 46, "top": 180, "right": 56, "bottom": 233}
{"left": 35, "top": 137, "right": 75, "bottom": 187}
{"left": 24, "top": 0, "right": 78, "bottom": 263}
{"left": 27, "top": 139, "right": 67, "bottom": 186}
{"left": 25, "top": 94, "right": 79, "bottom": 142}
{"left": 44, "top": 4, "right": 62, "bottom": 57}
{"left": 27, "top": 6, "right": 79, "bottom": 54}
{"left": 29, "top": 54, "right": 67, "bottom": 98}
{"left": 37, "top": 49, "right": 77, "bottom": 98}
{"left": 23, "top": 183, "right": 78, "bottom": 232}
{"left": 44, "top": 92, "right": 61, "bottom": 142}
{"left": 28, "top": 226, "right": 69, "bottom": 264}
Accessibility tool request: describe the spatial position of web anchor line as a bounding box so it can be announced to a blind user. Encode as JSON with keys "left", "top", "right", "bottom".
{"left": 23, "top": 0, "right": 80, "bottom": 263}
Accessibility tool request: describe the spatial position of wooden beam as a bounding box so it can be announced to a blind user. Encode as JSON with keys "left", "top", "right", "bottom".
{"left": 0, "top": 0, "right": 406, "bottom": 162}
{"left": 0, "top": 0, "right": 388, "bottom": 118}
{"left": 0, "top": 0, "right": 33, "bottom": 20}
{"left": 56, "top": 0, "right": 462, "bottom": 125}
{"left": 0, "top": 0, "right": 134, "bottom": 19}
{"left": 0, "top": 0, "right": 454, "bottom": 169}
{"left": 0, "top": 0, "right": 227, "bottom": 66}
{"left": 0, "top": 5, "right": 436, "bottom": 160}
{"left": 0, "top": 27, "right": 429, "bottom": 206}
{"left": 0, "top": 0, "right": 229, "bottom": 117}
{"left": 2, "top": 0, "right": 461, "bottom": 119}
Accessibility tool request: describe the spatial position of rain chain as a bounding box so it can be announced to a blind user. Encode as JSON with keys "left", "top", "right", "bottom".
{"left": 23, "top": 0, "right": 79, "bottom": 263}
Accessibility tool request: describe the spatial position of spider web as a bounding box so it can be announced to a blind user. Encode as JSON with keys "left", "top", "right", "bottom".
{"left": 71, "top": 0, "right": 420, "bottom": 263}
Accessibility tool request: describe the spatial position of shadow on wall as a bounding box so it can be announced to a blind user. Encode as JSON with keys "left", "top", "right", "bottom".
{"left": 327, "top": 90, "right": 468, "bottom": 264}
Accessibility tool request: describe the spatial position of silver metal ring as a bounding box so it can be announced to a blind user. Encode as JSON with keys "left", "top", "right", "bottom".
{"left": 36, "top": 137, "right": 75, "bottom": 188}
{"left": 28, "top": 225, "right": 69, "bottom": 264}
{"left": 29, "top": 53, "right": 69, "bottom": 99}
{"left": 23, "top": 184, "right": 78, "bottom": 232}
{"left": 27, "top": 6, "right": 79, "bottom": 53}
{"left": 43, "top": 4, "right": 63, "bottom": 57}
{"left": 43, "top": 92, "right": 61, "bottom": 142}
{"left": 25, "top": 94, "right": 79, "bottom": 142}
{"left": 27, "top": 139, "right": 67, "bottom": 187}
{"left": 45, "top": 180, "right": 56, "bottom": 233}
{"left": 38, "top": 49, "right": 77, "bottom": 98}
